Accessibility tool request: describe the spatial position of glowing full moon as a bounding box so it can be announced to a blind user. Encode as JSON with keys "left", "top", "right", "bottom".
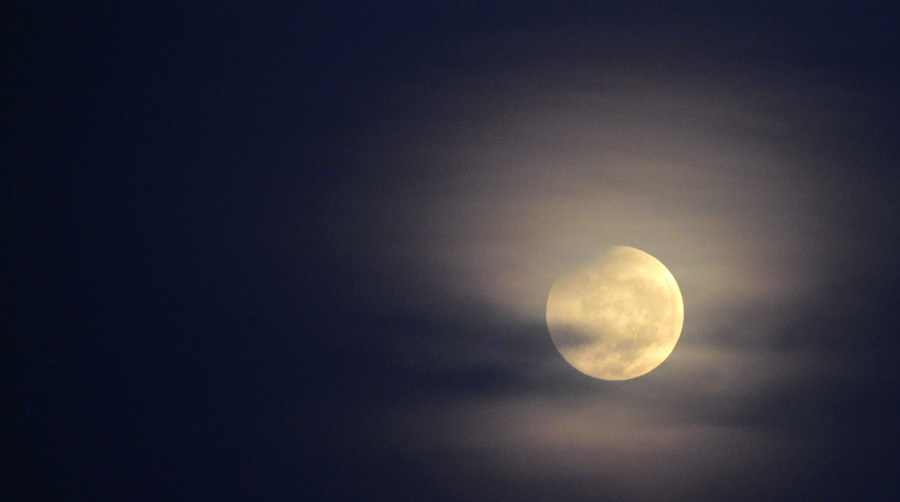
{"left": 546, "top": 246, "right": 684, "bottom": 380}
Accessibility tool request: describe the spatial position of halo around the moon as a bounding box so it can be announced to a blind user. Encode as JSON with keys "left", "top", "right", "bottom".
{"left": 546, "top": 246, "right": 684, "bottom": 380}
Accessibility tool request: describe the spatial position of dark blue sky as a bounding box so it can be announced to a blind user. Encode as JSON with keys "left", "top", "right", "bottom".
{"left": 8, "top": 2, "right": 900, "bottom": 500}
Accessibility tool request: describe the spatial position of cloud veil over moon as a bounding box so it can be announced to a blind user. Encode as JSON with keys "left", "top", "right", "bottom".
{"left": 318, "top": 34, "right": 900, "bottom": 501}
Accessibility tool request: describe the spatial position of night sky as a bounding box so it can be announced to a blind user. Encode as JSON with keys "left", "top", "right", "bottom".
{"left": 8, "top": 2, "right": 900, "bottom": 500}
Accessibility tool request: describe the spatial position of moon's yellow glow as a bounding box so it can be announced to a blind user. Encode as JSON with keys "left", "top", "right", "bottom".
{"left": 546, "top": 246, "right": 684, "bottom": 380}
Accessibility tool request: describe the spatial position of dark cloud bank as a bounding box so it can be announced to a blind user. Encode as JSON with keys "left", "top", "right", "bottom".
{"left": 8, "top": 2, "right": 900, "bottom": 501}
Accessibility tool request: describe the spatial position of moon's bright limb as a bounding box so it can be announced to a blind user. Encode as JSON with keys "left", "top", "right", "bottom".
{"left": 546, "top": 246, "right": 684, "bottom": 380}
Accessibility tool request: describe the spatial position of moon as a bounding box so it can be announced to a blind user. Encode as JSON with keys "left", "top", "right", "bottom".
{"left": 546, "top": 246, "right": 684, "bottom": 380}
